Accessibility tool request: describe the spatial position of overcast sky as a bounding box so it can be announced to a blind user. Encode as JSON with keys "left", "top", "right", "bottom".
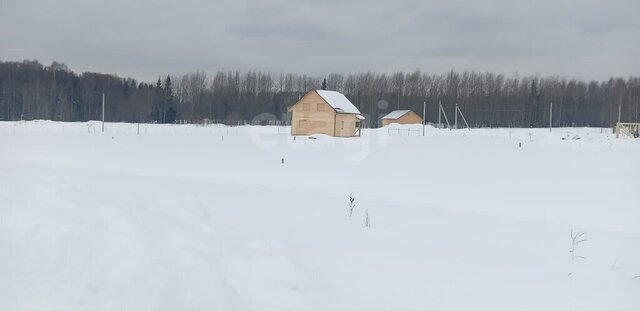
{"left": 1, "top": 0, "right": 638, "bottom": 82}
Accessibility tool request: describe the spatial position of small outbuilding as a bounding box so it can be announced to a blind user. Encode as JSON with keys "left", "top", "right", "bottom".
{"left": 288, "top": 90, "right": 365, "bottom": 137}
{"left": 381, "top": 110, "right": 423, "bottom": 126}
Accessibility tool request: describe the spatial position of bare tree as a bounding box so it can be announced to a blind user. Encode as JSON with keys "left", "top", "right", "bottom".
{"left": 570, "top": 229, "right": 588, "bottom": 260}
{"left": 1, "top": 59, "right": 638, "bottom": 127}
{"left": 364, "top": 209, "right": 370, "bottom": 228}
{"left": 348, "top": 193, "right": 356, "bottom": 217}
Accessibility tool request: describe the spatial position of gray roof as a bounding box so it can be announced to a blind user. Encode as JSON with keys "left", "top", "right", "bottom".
{"left": 381, "top": 110, "right": 411, "bottom": 120}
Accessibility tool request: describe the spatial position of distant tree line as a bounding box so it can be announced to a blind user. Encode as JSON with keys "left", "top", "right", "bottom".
{"left": 1, "top": 59, "right": 638, "bottom": 128}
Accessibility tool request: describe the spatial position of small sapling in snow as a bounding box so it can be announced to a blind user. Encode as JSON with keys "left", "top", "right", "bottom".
{"left": 610, "top": 258, "right": 619, "bottom": 271}
{"left": 364, "top": 209, "right": 370, "bottom": 228}
{"left": 570, "top": 229, "right": 588, "bottom": 260}
{"left": 348, "top": 192, "right": 356, "bottom": 217}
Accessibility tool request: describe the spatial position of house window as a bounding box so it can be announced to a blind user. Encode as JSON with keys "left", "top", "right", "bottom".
{"left": 303, "top": 103, "right": 310, "bottom": 111}
{"left": 317, "top": 103, "right": 324, "bottom": 112}
{"left": 355, "top": 121, "right": 360, "bottom": 128}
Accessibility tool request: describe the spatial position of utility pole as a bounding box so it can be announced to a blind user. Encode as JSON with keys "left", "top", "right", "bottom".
{"left": 456, "top": 105, "right": 471, "bottom": 130}
{"left": 617, "top": 102, "right": 622, "bottom": 125}
{"left": 454, "top": 103, "right": 458, "bottom": 129}
{"left": 102, "top": 93, "right": 105, "bottom": 132}
{"left": 549, "top": 102, "right": 552, "bottom": 132}
{"left": 615, "top": 101, "right": 622, "bottom": 135}
{"left": 438, "top": 100, "right": 441, "bottom": 129}
{"left": 422, "top": 101, "right": 426, "bottom": 136}
{"left": 438, "top": 101, "right": 450, "bottom": 129}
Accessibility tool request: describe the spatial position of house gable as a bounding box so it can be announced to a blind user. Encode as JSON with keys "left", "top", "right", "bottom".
{"left": 288, "top": 90, "right": 334, "bottom": 114}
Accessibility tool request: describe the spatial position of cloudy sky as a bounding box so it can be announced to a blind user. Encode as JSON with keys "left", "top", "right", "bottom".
{"left": 1, "top": 0, "right": 638, "bottom": 82}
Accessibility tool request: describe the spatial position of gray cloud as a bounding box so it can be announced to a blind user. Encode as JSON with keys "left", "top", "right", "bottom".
{"left": 0, "top": 0, "right": 638, "bottom": 82}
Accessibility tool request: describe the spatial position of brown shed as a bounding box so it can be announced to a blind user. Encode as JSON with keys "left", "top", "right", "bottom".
{"left": 381, "top": 110, "right": 423, "bottom": 126}
{"left": 288, "top": 90, "right": 364, "bottom": 137}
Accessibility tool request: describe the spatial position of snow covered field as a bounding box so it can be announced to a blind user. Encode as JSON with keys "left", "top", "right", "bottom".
{"left": 1, "top": 121, "right": 639, "bottom": 311}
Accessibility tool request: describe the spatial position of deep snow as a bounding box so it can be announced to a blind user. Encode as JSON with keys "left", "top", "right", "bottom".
{"left": 1, "top": 121, "right": 639, "bottom": 311}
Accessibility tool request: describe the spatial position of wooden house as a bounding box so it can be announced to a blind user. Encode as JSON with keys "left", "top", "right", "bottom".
{"left": 288, "top": 90, "right": 365, "bottom": 137}
{"left": 381, "top": 110, "right": 423, "bottom": 126}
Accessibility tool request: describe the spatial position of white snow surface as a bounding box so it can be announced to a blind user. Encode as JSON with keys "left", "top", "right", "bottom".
{"left": 1, "top": 121, "right": 639, "bottom": 311}
{"left": 381, "top": 110, "right": 411, "bottom": 119}
{"left": 316, "top": 90, "right": 361, "bottom": 114}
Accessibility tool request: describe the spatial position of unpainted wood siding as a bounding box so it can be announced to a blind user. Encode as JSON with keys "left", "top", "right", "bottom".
{"left": 290, "top": 91, "right": 336, "bottom": 136}
{"left": 334, "top": 113, "right": 359, "bottom": 137}
{"left": 382, "top": 110, "right": 423, "bottom": 126}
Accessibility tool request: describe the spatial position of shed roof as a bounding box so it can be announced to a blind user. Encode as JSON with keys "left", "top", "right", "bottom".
{"left": 315, "top": 90, "right": 361, "bottom": 114}
{"left": 381, "top": 110, "right": 411, "bottom": 120}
